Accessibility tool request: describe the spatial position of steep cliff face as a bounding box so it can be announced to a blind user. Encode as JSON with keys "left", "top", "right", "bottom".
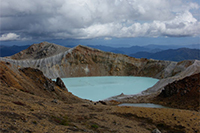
{"left": 0, "top": 44, "right": 195, "bottom": 80}
{"left": 153, "top": 73, "right": 200, "bottom": 111}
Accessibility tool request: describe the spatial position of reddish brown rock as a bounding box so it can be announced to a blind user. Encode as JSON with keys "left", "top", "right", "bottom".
{"left": 154, "top": 73, "right": 200, "bottom": 111}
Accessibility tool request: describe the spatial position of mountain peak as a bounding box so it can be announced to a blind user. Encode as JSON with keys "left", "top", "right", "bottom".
{"left": 8, "top": 42, "right": 70, "bottom": 60}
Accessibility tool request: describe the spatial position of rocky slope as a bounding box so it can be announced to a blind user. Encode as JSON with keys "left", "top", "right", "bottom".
{"left": 153, "top": 73, "right": 200, "bottom": 111}
{"left": 0, "top": 61, "right": 83, "bottom": 104}
{"left": 0, "top": 61, "right": 199, "bottom": 133}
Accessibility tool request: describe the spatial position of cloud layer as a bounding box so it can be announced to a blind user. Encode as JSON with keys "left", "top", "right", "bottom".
{"left": 0, "top": 0, "right": 200, "bottom": 41}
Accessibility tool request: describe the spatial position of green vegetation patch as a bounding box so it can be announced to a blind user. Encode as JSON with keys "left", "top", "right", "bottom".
{"left": 51, "top": 115, "right": 69, "bottom": 126}
{"left": 91, "top": 124, "right": 99, "bottom": 129}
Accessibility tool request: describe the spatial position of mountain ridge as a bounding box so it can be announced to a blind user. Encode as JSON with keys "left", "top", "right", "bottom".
{"left": 7, "top": 42, "right": 70, "bottom": 60}
{"left": 1, "top": 42, "right": 199, "bottom": 61}
{"left": 1, "top": 43, "right": 190, "bottom": 79}
{"left": 130, "top": 48, "right": 200, "bottom": 61}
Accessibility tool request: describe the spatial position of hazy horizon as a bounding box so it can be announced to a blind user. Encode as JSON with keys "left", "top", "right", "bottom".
{"left": 0, "top": 37, "right": 200, "bottom": 48}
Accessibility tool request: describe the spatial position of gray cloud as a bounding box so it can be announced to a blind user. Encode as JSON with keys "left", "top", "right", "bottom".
{"left": 0, "top": 0, "right": 200, "bottom": 41}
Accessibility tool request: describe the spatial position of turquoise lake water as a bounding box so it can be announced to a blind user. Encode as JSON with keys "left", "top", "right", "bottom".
{"left": 61, "top": 76, "right": 158, "bottom": 101}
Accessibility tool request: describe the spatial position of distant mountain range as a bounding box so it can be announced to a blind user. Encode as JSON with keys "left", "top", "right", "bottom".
{"left": 0, "top": 45, "right": 30, "bottom": 57}
{"left": 130, "top": 48, "right": 200, "bottom": 61}
{"left": 0, "top": 43, "right": 199, "bottom": 61}
{"left": 87, "top": 44, "right": 200, "bottom": 54}
{"left": 87, "top": 45, "right": 150, "bottom": 55}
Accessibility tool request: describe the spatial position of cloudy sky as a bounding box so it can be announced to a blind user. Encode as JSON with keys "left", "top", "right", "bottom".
{"left": 0, "top": 0, "right": 200, "bottom": 46}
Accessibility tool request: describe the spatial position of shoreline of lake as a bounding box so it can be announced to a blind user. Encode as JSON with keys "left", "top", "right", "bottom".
{"left": 59, "top": 76, "right": 159, "bottom": 101}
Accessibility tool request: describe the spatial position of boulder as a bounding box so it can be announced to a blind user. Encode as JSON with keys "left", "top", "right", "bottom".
{"left": 45, "top": 80, "right": 55, "bottom": 91}
{"left": 56, "top": 77, "right": 67, "bottom": 91}
{"left": 152, "top": 128, "right": 161, "bottom": 133}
